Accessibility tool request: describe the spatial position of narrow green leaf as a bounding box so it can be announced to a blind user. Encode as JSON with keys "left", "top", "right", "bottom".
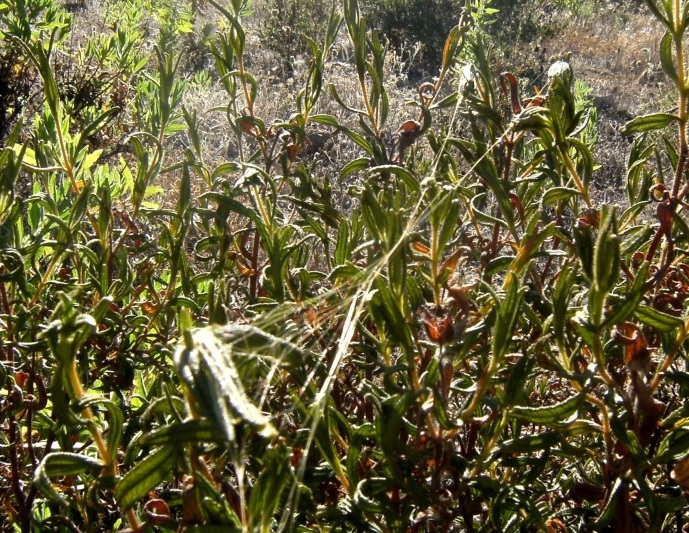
{"left": 373, "top": 278, "right": 414, "bottom": 356}
{"left": 360, "top": 185, "right": 385, "bottom": 243}
{"left": 300, "top": 212, "right": 328, "bottom": 242}
{"left": 368, "top": 165, "right": 420, "bottom": 194}
{"left": 353, "top": 478, "right": 386, "bottom": 514}
{"left": 634, "top": 304, "right": 684, "bottom": 332}
{"left": 341, "top": 157, "right": 371, "bottom": 178}
{"left": 436, "top": 197, "right": 461, "bottom": 254}
{"left": 376, "top": 392, "right": 418, "bottom": 482}
{"left": 655, "top": 427, "right": 689, "bottom": 463}
{"left": 603, "top": 261, "right": 650, "bottom": 326}
{"left": 34, "top": 452, "right": 104, "bottom": 505}
{"left": 140, "top": 418, "right": 224, "bottom": 446}
{"left": 511, "top": 106, "right": 552, "bottom": 132}
{"left": 76, "top": 149, "right": 103, "bottom": 176}
{"left": 498, "top": 431, "right": 559, "bottom": 455}
{"left": 211, "top": 161, "right": 242, "bottom": 179}
{"left": 630, "top": 471, "right": 657, "bottom": 527}
{"left": 36, "top": 47, "right": 61, "bottom": 121}
{"left": 335, "top": 220, "right": 350, "bottom": 266}
{"left": 74, "top": 396, "right": 124, "bottom": 460}
{"left": 573, "top": 310, "right": 598, "bottom": 348}
{"left": 312, "top": 404, "right": 348, "bottom": 486}
{"left": 68, "top": 180, "right": 92, "bottom": 231}
{"left": 620, "top": 201, "right": 652, "bottom": 228}
{"left": 346, "top": 423, "right": 376, "bottom": 485}
{"left": 440, "top": 24, "right": 464, "bottom": 74}
{"left": 592, "top": 478, "right": 625, "bottom": 531}
{"left": 610, "top": 415, "right": 647, "bottom": 465}
{"left": 430, "top": 390, "right": 459, "bottom": 430}
{"left": 313, "top": 112, "right": 378, "bottom": 156}
{"left": 502, "top": 355, "right": 534, "bottom": 407}
{"left": 115, "top": 445, "right": 177, "bottom": 510}
{"left": 659, "top": 30, "right": 678, "bottom": 83}
{"left": 329, "top": 263, "right": 362, "bottom": 283}
{"left": 78, "top": 108, "right": 120, "bottom": 153}
{"left": 484, "top": 255, "right": 515, "bottom": 277}
{"left": 492, "top": 273, "right": 525, "bottom": 360}
{"left": 309, "top": 113, "right": 340, "bottom": 127}
{"left": 191, "top": 469, "right": 242, "bottom": 528}
{"left": 593, "top": 206, "right": 619, "bottom": 295}
{"left": 49, "top": 369, "right": 85, "bottom": 426}
{"left": 178, "top": 162, "right": 192, "bottom": 220}
{"left": 542, "top": 186, "right": 581, "bottom": 206}
{"left": 568, "top": 138, "right": 595, "bottom": 185}
{"left": 430, "top": 92, "right": 459, "bottom": 110}
{"left": 552, "top": 263, "right": 574, "bottom": 349}
{"left": 174, "top": 327, "right": 278, "bottom": 441}
{"left": 642, "top": 0, "right": 671, "bottom": 28}
{"left": 511, "top": 390, "right": 585, "bottom": 425}
{"left": 328, "top": 81, "right": 366, "bottom": 115}
{"left": 620, "top": 112, "right": 680, "bottom": 135}
{"left": 248, "top": 444, "right": 291, "bottom": 533}
{"left": 573, "top": 224, "right": 594, "bottom": 281}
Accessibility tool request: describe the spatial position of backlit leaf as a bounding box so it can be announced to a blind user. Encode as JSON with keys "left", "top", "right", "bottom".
{"left": 115, "top": 445, "right": 178, "bottom": 510}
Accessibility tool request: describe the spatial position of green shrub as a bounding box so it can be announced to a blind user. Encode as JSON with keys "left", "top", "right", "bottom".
{"left": 359, "top": 0, "right": 466, "bottom": 75}
{"left": 3, "top": 0, "right": 689, "bottom": 530}
{"left": 255, "top": 0, "right": 333, "bottom": 75}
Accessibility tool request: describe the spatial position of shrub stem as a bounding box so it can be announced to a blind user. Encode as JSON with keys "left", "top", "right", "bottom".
{"left": 65, "top": 358, "right": 143, "bottom": 531}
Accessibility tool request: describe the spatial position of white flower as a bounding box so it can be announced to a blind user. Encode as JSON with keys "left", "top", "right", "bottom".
{"left": 547, "top": 61, "right": 572, "bottom": 84}
{"left": 458, "top": 63, "right": 476, "bottom": 93}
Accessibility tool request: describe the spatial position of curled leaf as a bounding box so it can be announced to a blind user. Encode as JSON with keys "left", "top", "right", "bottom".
{"left": 500, "top": 72, "right": 522, "bottom": 114}
{"left": 174, "top": 326, "right": 283, "bottom": 441}
{"left": 397, "top": 119, "right": 422, "bottom": 160}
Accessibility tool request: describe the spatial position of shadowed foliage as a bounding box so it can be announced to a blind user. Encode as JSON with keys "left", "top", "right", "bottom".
{"left": 1, "top": 0, "right": 689, "bottom": 531}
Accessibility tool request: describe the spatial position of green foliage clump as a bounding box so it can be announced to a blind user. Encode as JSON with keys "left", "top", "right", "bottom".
{"left": 256, "top": 0, "right": 333, "bottom": 74}
{"left": 360, "top": 0, "right": 466, "bottom": 74}
{"left": 3, "top": 0, "right": 689, "bottom": 531}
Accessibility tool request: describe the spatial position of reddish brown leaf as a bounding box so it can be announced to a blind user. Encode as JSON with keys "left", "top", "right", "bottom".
{"left": 440, "top": 248, "right": 463, "bottom": 276}
{"left": 235, "top": 258, "right": 256, "bottom": 277}
{"left": 509, "top": 192, "right": 525, "bottom": 221}
{"left": 568, "top": 482, "right": 606, "bottom": 503}
{"left": 143, "top": 498, "right": 170, "bottom": 525}
{"left": 237, "top": 117, "right": 261, "bottom": 137}
{"left": 397, "top": 120, "right": 421, "bottom": 152}
{"left": 412, "top": 242, "right": 431, "bottom": 255}
{"left": 141, "top": 301, "right": 157, "bottom": 315}
{"left": 614, "top": 323, "right": 650, "bottom": 372}
{"left": 418, "top": 305, "right": 454, "bottom": 344}
{"left": 657, "top": 199, "right": 674, "bottom": 240}
{"left": 546, "top": 518, "right": 568, "bottom": 533}
{"left": 15, "top": 371, "right": 29, "bottom": 388}
{"left": 638, "top": 399, "right": 664, "bottom": 447}
{"left": 500, "top": 72, "right": 522, "bottom": 114}
{"left": 671, "top": 457, "right": 689, "bottom": 488}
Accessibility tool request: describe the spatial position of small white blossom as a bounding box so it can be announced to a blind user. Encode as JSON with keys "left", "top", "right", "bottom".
{"left": 458, "top": 63, "right": 476, "bottom": 93}
{"left": 547, "top": 60, "right": 572, "bottom": 84}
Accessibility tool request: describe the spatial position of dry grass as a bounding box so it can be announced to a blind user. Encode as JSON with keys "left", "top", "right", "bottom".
{"left": 544, "top": 7, "right": 667, "bottom": 113}
{"left": 59, "top": 0, "right": 667, "bottom": 208}
{"left": 532, "top": 5, "right": 668, "bottom": 203}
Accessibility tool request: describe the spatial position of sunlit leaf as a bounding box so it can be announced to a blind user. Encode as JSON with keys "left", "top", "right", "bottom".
{"left": 115, "top": 445, "right": 178, "bottom": 510}
{"left": 34, "top": 453, "right": 104, "bottom": 505}
{"left": 511, "top": 390, "right": 586, "bottom": 425}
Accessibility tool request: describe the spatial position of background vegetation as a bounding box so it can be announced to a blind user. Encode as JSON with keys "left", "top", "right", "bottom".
{"left": 2, "top": 0, "right": 689, "bottom": 531}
